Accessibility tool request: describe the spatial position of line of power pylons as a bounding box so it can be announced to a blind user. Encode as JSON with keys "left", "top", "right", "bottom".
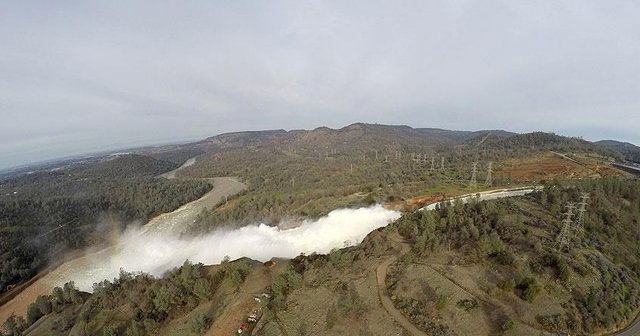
{"left": 277, "top": 146, "right": 498, "bottom": 188}
{"left": 468, "top": 161, "right": 493, "bottom": 188}
{"left": 556, "top": 192, "right": 589, "bottom": 250}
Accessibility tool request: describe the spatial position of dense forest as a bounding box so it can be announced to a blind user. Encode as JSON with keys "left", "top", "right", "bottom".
{"left": 0, "top": 155, "right": 211, "bottom": 295}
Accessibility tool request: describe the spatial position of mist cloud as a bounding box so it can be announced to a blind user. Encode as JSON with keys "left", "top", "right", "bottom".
{"left": 61, "top": 205, "right": 400, "bottom": 291}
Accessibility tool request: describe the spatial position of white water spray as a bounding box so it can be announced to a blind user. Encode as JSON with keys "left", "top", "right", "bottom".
{"left": 66, "top": 205, "right": 400, "bottom": 291}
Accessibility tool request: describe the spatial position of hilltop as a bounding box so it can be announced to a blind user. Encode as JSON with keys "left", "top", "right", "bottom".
{"left": 596, "top": 140, "right": 640, "bottom": 164}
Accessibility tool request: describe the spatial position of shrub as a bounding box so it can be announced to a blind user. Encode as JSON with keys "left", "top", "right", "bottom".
{"left": 435, "top": 294, "right": 448, "bottom": 310}
{"left": 456, "top": 298, "right": 479, "bottom": 311}
{"left": 489, "top": 250, "right": 515, "bottom": 266}
{"left": 325, "top": 304, "right": 337, "bottom": 329}
{"left": 189, "top": 312, "right": 212, "bottom": 334}
{"left": 516, "top": 277, "right": 540, "bottom": 302}
{"left": 501, "top": 317, "right": 515, "bottom": 331}
{"left": 498, "top": 279, "right": 515, "bottom": 292}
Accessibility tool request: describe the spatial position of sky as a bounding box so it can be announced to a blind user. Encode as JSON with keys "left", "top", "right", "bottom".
{"left": 1, "top": 1, "right": 639, "bottom": 169}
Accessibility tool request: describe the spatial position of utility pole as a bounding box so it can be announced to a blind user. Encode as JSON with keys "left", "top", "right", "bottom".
{"left": 469, "top": 162, "right": 478, "bottom": 188}
{"left": 485, "top": 162, "right": 493, "bottom": 187}
{"left": 575, "top": 193, "right": 589, "bottom": 232}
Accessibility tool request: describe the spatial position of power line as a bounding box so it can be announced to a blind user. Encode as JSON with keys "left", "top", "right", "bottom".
{"left": 469, "top": 162, "right": 477, "bottom": 188}
{"left": 575, "top": 192, "right": 589, "bottom": 233}
{"left": 485, "top": 162, "right": 493, "bottom": 187}
{"left": 556, "top": 202, "right": 576, "bottom": 250}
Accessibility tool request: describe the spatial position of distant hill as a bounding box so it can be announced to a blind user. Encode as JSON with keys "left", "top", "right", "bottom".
{"left": 467, "top": 132, "right": 617, "bottom": 159}
{"left": 178, "top": 124, "right": 615, "bottom": 161}
{"left": 595, "top": 140, "right": 640, "bottom": 163}
{"left": 197, "top": 129, "right": 289, "bottom": 150}
{"left": 184, "top": 123, "right": 518, "bottom": 158}
{"left": 417, "top": 128, "right": 516, "bottom": 144}
{"left": 71, "top": 154, "right": 179, "bottom": 178}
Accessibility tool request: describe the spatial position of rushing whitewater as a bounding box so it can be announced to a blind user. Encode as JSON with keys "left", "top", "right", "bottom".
{"left": 66, "top": 205, "right": 400, "bottom": 291}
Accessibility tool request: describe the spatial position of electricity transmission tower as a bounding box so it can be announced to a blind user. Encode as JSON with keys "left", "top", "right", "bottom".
{"left": 575, "top": 193, "right": 589, "bottom": 232}
{"left": 440, "top": 157, "right": 445, "bottom": 170}
{"left": 556, "top": 202, "right": 576, "bottom": 250}
{"left": 485, "top": 162, "right": 493, "bottom": 187}
{"left": 469, "top": 162, "right": 478, "bottom": 187}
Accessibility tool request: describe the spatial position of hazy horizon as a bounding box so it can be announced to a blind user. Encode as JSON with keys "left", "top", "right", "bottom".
{"left": 2, "top": 122, "right": 636, "bottom": 172}
{"left": 2, "top": 1, "right": 639, "bottom": 169}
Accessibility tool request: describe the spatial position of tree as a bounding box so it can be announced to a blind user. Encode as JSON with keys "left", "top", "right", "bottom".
{"left": 2, "top": 314, "right": 26, "bottom": 336}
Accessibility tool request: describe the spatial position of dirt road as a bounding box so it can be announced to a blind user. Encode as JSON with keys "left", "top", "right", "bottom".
{"left": 376, "top": 256, "right": 427, "bottom": 336}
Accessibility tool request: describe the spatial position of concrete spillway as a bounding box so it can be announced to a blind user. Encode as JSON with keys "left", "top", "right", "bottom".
{"left": 421, "top": 187, "right": 541, "bottom": 211}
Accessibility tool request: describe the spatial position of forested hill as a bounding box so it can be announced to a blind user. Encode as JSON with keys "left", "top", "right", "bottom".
{"left": 182, "top": 123, "right": 615, "bottom": 161}
{"left": 0, "top": 153, "right": 211, "bottom": 296}
{"left": 70, "top": 154, "right": 178, "bottom": 178}
{"left": 596, "top": 140, "right": 640, "bottom": 164}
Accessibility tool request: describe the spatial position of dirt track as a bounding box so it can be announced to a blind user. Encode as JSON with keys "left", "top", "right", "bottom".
{"left": 376, "top": 255, "right": 427, "bottom": 336}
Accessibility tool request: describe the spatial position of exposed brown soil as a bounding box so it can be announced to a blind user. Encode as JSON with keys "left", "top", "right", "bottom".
{"left": 496, "top": 152, "right": 629, "bottom": 183}
{"left": 206, "top": 263, "right": 273, "bottom": 335}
